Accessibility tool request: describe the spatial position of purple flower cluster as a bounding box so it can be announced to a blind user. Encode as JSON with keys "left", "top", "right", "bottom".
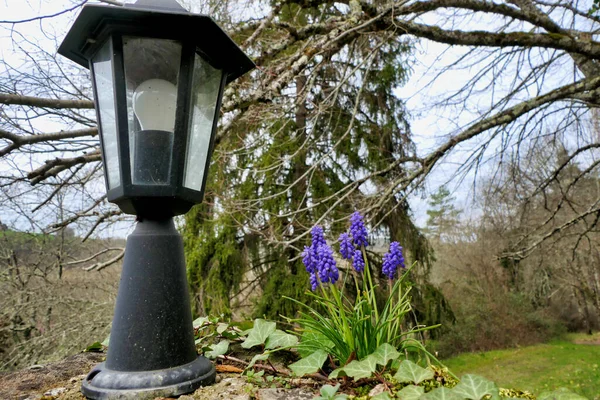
{"left": 350, "top": 211, "right": 369, "bottom": 248}
{"left": 336, "top": 211, "right": 370, "bottom": 273}
{"left": 382, "top": 241, "right": 405, "bottom": 280}
{"left": 318, "top": 245, "right": 339, "bottom": 284}
{"left": 352, "top": 249, "right": 365, "bottom": 272}
{"left": 338, "top": 232, "right": 354, "bottom": 260}
{"left": 302, "top": 226, "right": 340, "bottom": 290}
{"left": 311, "top": 226, "right": 326, "bottom": 249}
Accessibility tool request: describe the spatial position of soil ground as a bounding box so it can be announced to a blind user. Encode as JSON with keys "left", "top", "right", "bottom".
{"left": 0, "top": 352, "right": 319, "bottom": 400}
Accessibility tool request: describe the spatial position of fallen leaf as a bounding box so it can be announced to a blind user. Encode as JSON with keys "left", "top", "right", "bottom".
{"left": 216, "top": 364, "right": 244, "bottom": 373}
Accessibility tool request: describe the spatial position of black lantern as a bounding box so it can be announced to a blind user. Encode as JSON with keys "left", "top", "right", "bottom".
{"left": 58, "top": 0, "right": 254, "bottom": 398}
{"left": 59, "top": 0, "right": 253, "bottom": 218}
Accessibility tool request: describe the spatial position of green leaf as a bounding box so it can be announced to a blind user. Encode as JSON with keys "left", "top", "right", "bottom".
{"left": 320, "top": 384, "right": 341, "bottom": 398}
{"left": 538, "top": 388, "right": 588, "bottom": 400}
{"left": 341, "top": 359, "right": 376, "bottom": 380}
{"left": 205, "top": 340, "right": 229, "bottom": 359}
{"left": 101, "top": 335, "right": 110, "bottom": 347}
{"left": 396, "top": 385, "right": 424, "bottom": 400}
{"left": 84, "top": 342, "right": 103, "bottom": 352}
{"left": 453, "top": 374, "right": 500, "bottom": 400}
{"left": 288, "top": 349, "right": 328, "bottom": 376}
{"left": 265, "top": 329, "right": 299, "bottom": 349}
{"left": 296, "top": 331, "right": 334, "bottom": 357}
{"left": 241, "top": 319, "right": 277, "bottom": 349}
{"left": 216, "top": 323, "right": 229, "bottom": 334}
{"left": 368, "top": 343, "right": 401, "bottom": 367}
{"left": 420, "top": 387, "right": 463, "bottom": 400}
{"left": 372, "top": 393, "right": 391, "bottom": 400}
{"left": 248, "top": 353, "right": 269, "bottom": 369}
{"left": 193, "top": 316, "right": 209, "bottom": 329}
{"left": 328, "top": 367, "right": 347, "bottom": 379}
{"left": 221, "top": 329, "right": 242, "bottom": 340}
{"left": 393, "top": 360, "right": 434, "bottom": 384}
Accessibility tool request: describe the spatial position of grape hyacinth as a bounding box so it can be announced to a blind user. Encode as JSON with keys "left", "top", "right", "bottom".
{"left": 302, "top": 225, "right": 337, "bottom": 290}
{"left": 311, "top": 226, "right": 326, "bottom": 249}
{"left": 302, "top": 245, "right": 316, "bottom": 274}
{"left": 338, "top": 232, "right": 354, "bottom": 260}
{"left": 352, "top": 249, "right": 365, "bottom": 272}
{"left": 302, "top": 245, "right": 319, "bottom": 291}
{"left": 349, "top": 211, "right": 369, "bottom": 248}
{"left": 309, "top": 271, "right": 319, "bottom": 291}
{"left": 382, "top": 241, "right": 405, "bottom": 280}
{"left": 317, "top": 244, "right": 339, "bottom": 284}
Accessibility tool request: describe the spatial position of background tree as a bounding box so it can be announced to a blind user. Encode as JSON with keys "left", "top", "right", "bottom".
{"left": 425, "top": 186, "right": 462, "bottom": 241}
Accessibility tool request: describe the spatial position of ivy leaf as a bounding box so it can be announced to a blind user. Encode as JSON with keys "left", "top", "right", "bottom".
{"left": 241, "top": 319, "right": 277, "bottom": 349}
{"left": 204, "top": 340, "right": 229, "bottom": 359}
{"left": 248, "top": 353, "right": 269, "bottom": 369}
{"left": 222, "top": 329, "right": 241, "bottom": 340}
{"left": 371, "top": 392, "right": 392, "bottom": 400}
{"left": 319, "top": 384, "right": 342, "bottom": 398}
{"left": 296, "top": 331, "right": 334, "bottom": 357}
{"left": 538, "top": 388, "right": 588, "bottom": 400}
{"left": 288, "top": 349, "right": 328, "bottom": 376}
{"left": 265, "top": 329, "right": 299, "bottom": 349}
{"left": 368, "top": 343, "right": 401, "bottom": 367}
{"left": 192, "top": 316, "right": 208, "bottom": 329}
{"left": 396, "top": 385, "right": 424, "bottom": 400}
{"left": 341, "top": 359, "right": 376, "bottom": 380}
{"left": 420, "top": 387, "right": 463, "bottom": 400}
{"left": 84, "top": 342, "right": 103, "bottom": 352}
{"left": 101, "top": 335, "right": 110, "bottom": 347}
{"left": 453, "top": 374, "right": 500, "bottom": 400}
{"left": 328, "top": 367, "right": 347, "bottom": 379}
{"left": 393, "top": 360, "right": 434, "bottom": 384}
{"left": 216, "top": 323, "right": 229, "bottom": 334}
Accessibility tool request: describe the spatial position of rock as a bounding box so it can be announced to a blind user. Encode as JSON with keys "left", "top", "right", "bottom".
{"left": 369, "top": 384, "right": 387, "bottom": 397}
{"left": 191, "top": 374, "right": 253, "bottom": 399}
{"left": 44, "top": 387, "right": 67, "bottom": 397}
{"left": 20, "top": 395, "right": 42, "bottom": 400}
{"left": 256, "top": 388, "right": 315, "bottom": 400}
{"left": 178, "top": 396, "right": 195, "bottom": 400}
{"left": 68, "top": 375, "right": 85, "bottom": 384}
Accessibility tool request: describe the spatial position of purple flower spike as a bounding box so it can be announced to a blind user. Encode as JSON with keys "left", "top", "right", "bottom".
{"left": 382, "top": 241, "right": 405, "bottom": 280}
{"left": 317, "top": 245, "right": 339, "bottom": 284}
{"left": 352, "top": 249, "right": 365, "bottom": 272}
{"left": 338, "top": 232, "right": 354, "bottom": 260}
{"left": 302, "top": 245, "right": 317, "bottom": 274}
{"left": 309, "top": 271, "right": 319, "bottom": 291}
{"left": 350, "top": 211, "right": 369, "bottom": 248}
{"left": 311, "top": 226, "right": 326, "bottom": 249}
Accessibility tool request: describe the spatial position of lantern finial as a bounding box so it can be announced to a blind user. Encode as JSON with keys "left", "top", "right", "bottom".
{"left": 128, "top": 0, "right": 187, "bottom": 12}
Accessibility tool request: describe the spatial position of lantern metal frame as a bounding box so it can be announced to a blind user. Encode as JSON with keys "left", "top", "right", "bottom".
{"left": 58, "top": 0, "right": 254, "bottom": 217}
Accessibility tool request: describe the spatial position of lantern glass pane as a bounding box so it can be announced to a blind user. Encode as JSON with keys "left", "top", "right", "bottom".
{"left": 123, "top": 37, "right": 182, "bottom": 185}
{"left": 183, "top": 54, "right": 222, "bottom": 191}
{"left": 92, "top": 40, "right": 120, "bottom": 190}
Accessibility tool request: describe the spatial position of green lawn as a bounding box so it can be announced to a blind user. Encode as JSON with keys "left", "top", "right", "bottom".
{"left": 442, "top": 333, "right": 600, "bottom": 399}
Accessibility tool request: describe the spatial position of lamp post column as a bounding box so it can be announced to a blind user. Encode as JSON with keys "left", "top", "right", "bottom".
{"left": 81, "top": 218, "right": 215, "bottom": 399}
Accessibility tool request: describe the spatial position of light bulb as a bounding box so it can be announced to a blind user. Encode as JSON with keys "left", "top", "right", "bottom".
{"left": 132, "top": 79, "right": 177, "bottom": 132}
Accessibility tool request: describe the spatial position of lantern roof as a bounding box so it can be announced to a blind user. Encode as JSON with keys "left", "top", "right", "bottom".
{"left": 57, "top": 0, "right": 254, "bottom": 84}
